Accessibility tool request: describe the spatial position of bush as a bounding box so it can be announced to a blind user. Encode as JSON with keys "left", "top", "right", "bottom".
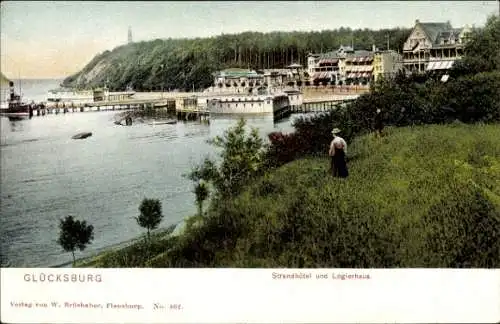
{"left": 99, "top": 236, "right": 177, "bottom": 267}
{"left": 286, "top": 68, "right": 500, "bottom": 161}
{"left": 266, "top": 131, "right": 303, "bottom": 167}
{"left": 422, "top": 183, "right": 500, "bottom": 267}
{"left": 186, "top": 118, "right": 266, "bottom": 199}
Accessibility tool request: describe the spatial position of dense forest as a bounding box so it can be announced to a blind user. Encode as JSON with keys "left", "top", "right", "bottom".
{"left": 62, "top": 28, "right": 411, "bottom": 91}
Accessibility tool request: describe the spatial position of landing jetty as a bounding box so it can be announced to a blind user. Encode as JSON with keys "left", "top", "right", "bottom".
{"left": 29, "top": 88, "right": 361, "bottom": 123}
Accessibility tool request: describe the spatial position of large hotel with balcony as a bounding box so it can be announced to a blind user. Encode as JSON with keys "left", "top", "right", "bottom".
{"left": 307, "top": 45, "right": 403, "bottom": 85}
{"left": 402, "top": 19, "right": 472, "bottom": 74}
{"left": 306, "top": 19, "right": 471, "bottom": 84}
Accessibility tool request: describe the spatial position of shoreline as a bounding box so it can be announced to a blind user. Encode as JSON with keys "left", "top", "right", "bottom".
{"left": 54, "top": 221, "right": 184, "bottom": 268}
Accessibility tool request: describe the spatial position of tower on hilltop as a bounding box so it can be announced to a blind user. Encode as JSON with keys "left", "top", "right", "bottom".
{"left": 128, "top": 26, "right": 133, "bottom": 44}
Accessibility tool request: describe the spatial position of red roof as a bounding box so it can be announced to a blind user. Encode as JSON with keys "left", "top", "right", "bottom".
{"left": 318, "top": 58, "right": 339, "bottom": 65}
{"left": 312, "top": 72, "right": 330, "bottom": 79}
{"left": 346, "top": 72, "right": 372, "bottom": 78}
{"left": 346, "top": 56, "right": 373, "bottom": 63}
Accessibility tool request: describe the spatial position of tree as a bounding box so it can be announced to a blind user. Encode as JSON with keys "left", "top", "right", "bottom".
{"left": 451, "top": 15, "right": 500, "bottom": 77}
{"left": 136, "top": 198, "right": 164, "bottom": 241}
{"left": 186, "top": 118, "right": 266, "bottom": 199}
{"left": 63, "top": 27, "right": 413, "bottom": 91}
{"left": 194, "top": 180, "right": 210, "bottom": 216}
{"left": 57, "top": 215, "right": 94, "bottom": 266}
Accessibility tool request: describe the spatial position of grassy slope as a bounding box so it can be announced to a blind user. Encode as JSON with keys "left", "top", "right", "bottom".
{"left": 78, "top": 123, "right": 500, "bottom": 268}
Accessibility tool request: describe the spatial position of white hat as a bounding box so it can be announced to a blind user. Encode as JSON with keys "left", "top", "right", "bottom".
{"left": 331, "top": 128, "right": 341, "bottom": 134}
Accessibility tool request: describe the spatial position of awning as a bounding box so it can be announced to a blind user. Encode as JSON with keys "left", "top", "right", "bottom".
{"left": 345, "top": 65, "right": 373, "bottom": 72}
{"left": 426, "top": 60, "right": 455, "bottom": 71}
{"left": 312, "top": 72, "right": 330, "bottom": 79}
{"left": 346, "top": 56, "right": 373, "bottom": 63}
{"left": 318, "top": 58, "right": 339, "bottom": 65}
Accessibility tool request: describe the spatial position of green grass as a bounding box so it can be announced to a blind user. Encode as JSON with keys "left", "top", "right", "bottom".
{"left": 78, "top": 123, "right": 500, "bottom": 268}
{"left": 75, "top": 225, "right": 176, "bottom": 267}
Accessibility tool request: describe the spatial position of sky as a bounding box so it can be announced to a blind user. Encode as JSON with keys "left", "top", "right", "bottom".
{"left": 1, "top": 1, "right": 498, "bottom": 79}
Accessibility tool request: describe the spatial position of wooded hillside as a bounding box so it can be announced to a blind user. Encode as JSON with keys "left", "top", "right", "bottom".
{"left": 62, "top": 28, "right": 411, "bottom": 91}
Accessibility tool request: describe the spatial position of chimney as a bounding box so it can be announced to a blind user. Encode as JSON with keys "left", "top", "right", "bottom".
{"left": 9, "top": 81, "right": 15, "bottom": 101}
{"left": 415, "top": 19, "right": 420, "bottom": 24}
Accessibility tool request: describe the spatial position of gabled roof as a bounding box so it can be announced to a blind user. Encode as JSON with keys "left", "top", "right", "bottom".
{"left": 452, "top": 28, "right": 463, "bottom": 37}
{"left": 417, "top": 21, "right": 452, "bottom": 44}
{"left": 338, "top": 45, "right": 354, "bottom": 52}
{"left": 320, "top": 51, "right": 339, "bottom": 59}
{"left": 351, "top": 50, "right": 372, "bottom": 57}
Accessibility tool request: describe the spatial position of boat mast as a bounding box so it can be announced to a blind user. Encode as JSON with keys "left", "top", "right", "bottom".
{"left": 18, "top": 70, "right": 21, "bottom": 100}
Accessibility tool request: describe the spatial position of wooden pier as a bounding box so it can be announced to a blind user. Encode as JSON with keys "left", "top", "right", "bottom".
{"left": 274, "top": 97, "right": 357, "bottom": 121}
{"left": 295, "top": 98, "right": 355, "bottom": 113}
{"left": 27, "top": 93, "right": 359, "bottom": 123}
{"left": 176, "top": 105, "right": 210, "bottom": 121}
{"left": 32, "top": 98, "right": 177, "bottom": 117}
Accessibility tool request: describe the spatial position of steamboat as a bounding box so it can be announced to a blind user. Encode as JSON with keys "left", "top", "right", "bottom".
{"left": 0, "top": 81, "right": 33, "bottom": 120}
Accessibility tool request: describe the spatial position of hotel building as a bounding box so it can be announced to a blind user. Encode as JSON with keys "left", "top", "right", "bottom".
{"left": 402, "top": 19, "right": 472, "bottom": 74}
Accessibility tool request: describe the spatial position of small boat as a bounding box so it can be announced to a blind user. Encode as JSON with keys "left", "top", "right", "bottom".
{"left": 148, "top": 119, "right": 177, "bottom": 126}
{"left": 0, "top": 82, "right": 33, "bottom": 120}
{"left": 71, "top": 132, "right": 92, "bottom": 140}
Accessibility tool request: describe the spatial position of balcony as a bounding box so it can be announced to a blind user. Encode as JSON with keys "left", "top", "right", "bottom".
{"left": 403, "top": 57, "right": 429, "bottom": 63}
{"left": 428, "top": 56, "right": 460, "bottom": 62}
